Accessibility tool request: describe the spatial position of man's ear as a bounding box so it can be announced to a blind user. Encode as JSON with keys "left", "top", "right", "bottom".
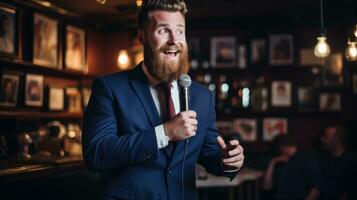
{"left": 137, "top": 29, "right": 144, "bottom": 45}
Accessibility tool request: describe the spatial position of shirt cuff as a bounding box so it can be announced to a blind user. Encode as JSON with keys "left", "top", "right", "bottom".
{"left": 155, "top": 125, "right": 170, "bottom": 149}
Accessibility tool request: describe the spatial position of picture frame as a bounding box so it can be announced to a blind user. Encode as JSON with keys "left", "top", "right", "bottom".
{"left": 299, "top": 48, "right": 321, "bottom": 66}
{"left": 269, "top": 34, "right": 294, "bottom": 65}
{"left": 251, "top": 86, "right": 269, "bottom": 112}
{"left": 322, "top": 53, "right": 344, "bottom": 87}
{"left": 210, "top": 37, "right": 236, "bottom": 67}
{"left": 271, "top": 81, "right": 292, "bottom": 107}
{"left": 0, "top": 4, "right": 17, "bottom": 57}
{"left": 25, "top": 74, "right": 44, "bottom": 107}
{"left": 263, "top": 118, "right": 288, "bottom": 142}
{"left": 48, "top": 87, "right": 64, "bottom": 111}
{"left": 0, "top": 73, "right": 19, "bottom": 106}
{"left": 297, "top": 86, "right": 316, "bottom": 110}
{"left": 319, "top": 92, "right": 341, "bottom": 111}
{"left": 353, "top": 73, "right": 357, "bottom": 95}
{"left": 233, "top": 118, "right": 257, "bottom": 142}
{"left": 65, "top": 25, "right": 86, "bottom": 72}
{"left": 33, "top": 13, "right": 58, "bottom": 68}
{"left": 250, "top": 38, "right": 267, "bottom": 65}
{"left": 237, "top": 44, "right": 247, "bottom": 69}
{"left": 65, "top": 87, "right": 82, "bottom": 112}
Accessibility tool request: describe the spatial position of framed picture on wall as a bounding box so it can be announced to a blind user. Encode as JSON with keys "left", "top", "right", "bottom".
{"left": 271, "top": 81, "right": 292, "bottom": 107}
{"left": 250, "top": 38, "right": 267, "bottom": 65}
{"left": 237, "top": 44, "right": 247, "bottom": 69}
{"left": 48, "top": 87, "right": 64, "bottom": 111}
{"left": 65, "top": 25, "right": 85, "bottom": 72}
{"left": 263, "top": 118, "right": 288, "bottom": 142}
{"left": 0, "top": 4, "right": 16, "bottom": 57}
{"left": 210, "top": 37, "right": 236, "bottom": 67}
{"left": 319, "top": 92, "right": 341, "bottom": 111}
{"left": 297, "top": 86, "right": 316, "bottom": 110}
{"left": 251, "top": 86, "right": 269, "bottom": 112}
{"left": 25, "top": 74, "right": 44, "bottom": 107}
{"left": 233, "top": 118, "right": 257, "bottom": 142}
{"left": 65, "top": 87, "right": 82, "bottom": 112}
{"left": 33, "top": 13, "right": 58, "bottom": 68}
{"left": 0, "top": 74, "right": 19, "bottom": 106}
{"left": 353, "top": 73, "right": 357, "bottom": 95}
{"left": 322, "top": 53, "right": 344, "bottom": 86}
{"left": 269, "top": 34, "right": 294, "bottom": 65}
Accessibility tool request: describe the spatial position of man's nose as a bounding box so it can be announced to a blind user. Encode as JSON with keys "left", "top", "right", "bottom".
{"left": 167, "top": 32, "right": 178, "bottom": 45}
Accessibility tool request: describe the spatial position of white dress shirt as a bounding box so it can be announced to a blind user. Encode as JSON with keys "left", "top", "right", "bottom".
{"left": 150, "top": 81, "right": 180, "bottom": 149}
{"left": 142, "top": 63, "right": 180, "bottom": 149}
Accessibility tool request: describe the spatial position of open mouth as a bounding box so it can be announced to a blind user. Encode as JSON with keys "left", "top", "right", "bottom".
{"left": 163, "top": 49, "right": 180, "bottom": 57}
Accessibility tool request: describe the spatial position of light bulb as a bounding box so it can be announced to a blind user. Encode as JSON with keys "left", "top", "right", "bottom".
{"left": 345, "top": 41, "right": 357, "bottom": 61}
{"left": 117, "top": 50, "right": 131, "bottom": 69}
{"left": 136, "top": 0, "right": 143, "bottom": 7}
{"left": 314, "top": 36, "right": 331, "bottom": 58}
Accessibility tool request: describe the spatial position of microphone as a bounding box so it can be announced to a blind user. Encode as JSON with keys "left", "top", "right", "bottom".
{"left": 178, "top": 74, "right": 191, "bottom": 200}
{"left": 178, "top": 74, "right": 191, "bottom": 111}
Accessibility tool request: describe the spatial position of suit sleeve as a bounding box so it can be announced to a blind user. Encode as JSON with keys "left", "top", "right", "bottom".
{"left": 82, "top": 78, "right": 158, "bottom": 172}
{"left": 197, "top": 92, "right": 238, "bottom": 179}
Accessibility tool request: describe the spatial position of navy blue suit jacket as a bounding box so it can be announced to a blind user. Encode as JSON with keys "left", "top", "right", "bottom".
{"left": 82, "top": 65, "right": 237, "bottom": 200}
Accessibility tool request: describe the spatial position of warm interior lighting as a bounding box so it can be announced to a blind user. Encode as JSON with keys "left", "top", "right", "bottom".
{"left": 314, "top": 0, "right": 330, "bottom": 58}
{"left": 117, "top": 50, "right": 131, "bottom": 70}
{"left": 96, "top": 0, "right": 107, "bottom": 5}
{"left": 314, "top": 36, "right": 331, "bottom": 58}
{"left": 136, "top": 0, "right": 143, "bottom": 7}
{"left": 345, "top": 40, "right": 357, "bottom": 61}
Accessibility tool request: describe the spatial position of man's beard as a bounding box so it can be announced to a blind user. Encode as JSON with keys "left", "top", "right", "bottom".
{"left": 144, "top": 42, "right": 190, "bottom": 83}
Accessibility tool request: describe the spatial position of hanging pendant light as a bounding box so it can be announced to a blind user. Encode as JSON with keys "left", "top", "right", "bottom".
{"left": 346, "top": 0, "right": 357, "bottom": 61}
{"left": 345, "top": 38, "right": 357, "bottom": 61}
{"left": 314, "top": 0, "right": 331, "bottom": 58}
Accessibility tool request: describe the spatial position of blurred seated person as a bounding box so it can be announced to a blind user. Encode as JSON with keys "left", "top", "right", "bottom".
{"left": 263, "top": 134, "right": 321, "bottom": 200}
{"left": 319, "top": 126, "right": 354, "bottom": 200}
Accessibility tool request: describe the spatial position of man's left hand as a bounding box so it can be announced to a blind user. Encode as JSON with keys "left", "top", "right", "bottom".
{"left": 217, "top": 136, "right": 244, "bottom": 171}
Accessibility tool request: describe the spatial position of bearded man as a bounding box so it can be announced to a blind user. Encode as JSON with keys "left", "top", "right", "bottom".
{"left": 82, "top": 1, "right": 244, "bottom": 199}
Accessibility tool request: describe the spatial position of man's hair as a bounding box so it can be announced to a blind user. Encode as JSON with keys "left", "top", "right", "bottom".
{"left": 137, "top": 0, "right": 188, "bottom": 30}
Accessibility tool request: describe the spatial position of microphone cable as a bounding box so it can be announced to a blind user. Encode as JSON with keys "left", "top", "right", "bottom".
{"left": 181, "top": 138, "right": 188, "bottom": 200}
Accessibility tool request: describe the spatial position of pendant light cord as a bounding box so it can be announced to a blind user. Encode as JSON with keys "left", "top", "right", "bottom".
{"left": 320, "top": 0, "right": 325, "bottom": 34}
{"left": 353, "top": 0, "right": 355, "bottom": 26}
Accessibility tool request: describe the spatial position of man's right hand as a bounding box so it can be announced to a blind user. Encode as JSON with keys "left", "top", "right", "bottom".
{"left": 163, "top": 110, "right": 197, "bottom": 141}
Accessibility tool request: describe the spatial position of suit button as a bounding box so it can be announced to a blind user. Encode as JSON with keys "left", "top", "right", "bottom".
{"left": 167, "top": 168, "right": 171, "bottom": 174}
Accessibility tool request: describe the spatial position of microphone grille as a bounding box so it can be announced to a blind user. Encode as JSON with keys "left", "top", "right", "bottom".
{"left": 179, "top": 74, "right": 192, "bottom": 88}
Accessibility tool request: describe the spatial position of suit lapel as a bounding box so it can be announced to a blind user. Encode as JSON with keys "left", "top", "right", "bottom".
{"left": 129, "top": 65, "right": 161, "bottom": 127}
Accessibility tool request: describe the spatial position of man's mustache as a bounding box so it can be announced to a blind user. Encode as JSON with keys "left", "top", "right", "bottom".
{"left": 160, "top": 44, "right": 184, "bottom": 52}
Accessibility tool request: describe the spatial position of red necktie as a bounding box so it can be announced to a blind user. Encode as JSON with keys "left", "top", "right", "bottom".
{"left": 155, "top": 83, "right": 176, "bottom": 156}
{"left": 156, "top": 83, "right": 176, "bottom": 121}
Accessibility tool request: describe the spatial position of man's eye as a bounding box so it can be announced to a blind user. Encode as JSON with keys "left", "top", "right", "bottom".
{"left": 158, "top": 29, "right": 168, "bottom": 34}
